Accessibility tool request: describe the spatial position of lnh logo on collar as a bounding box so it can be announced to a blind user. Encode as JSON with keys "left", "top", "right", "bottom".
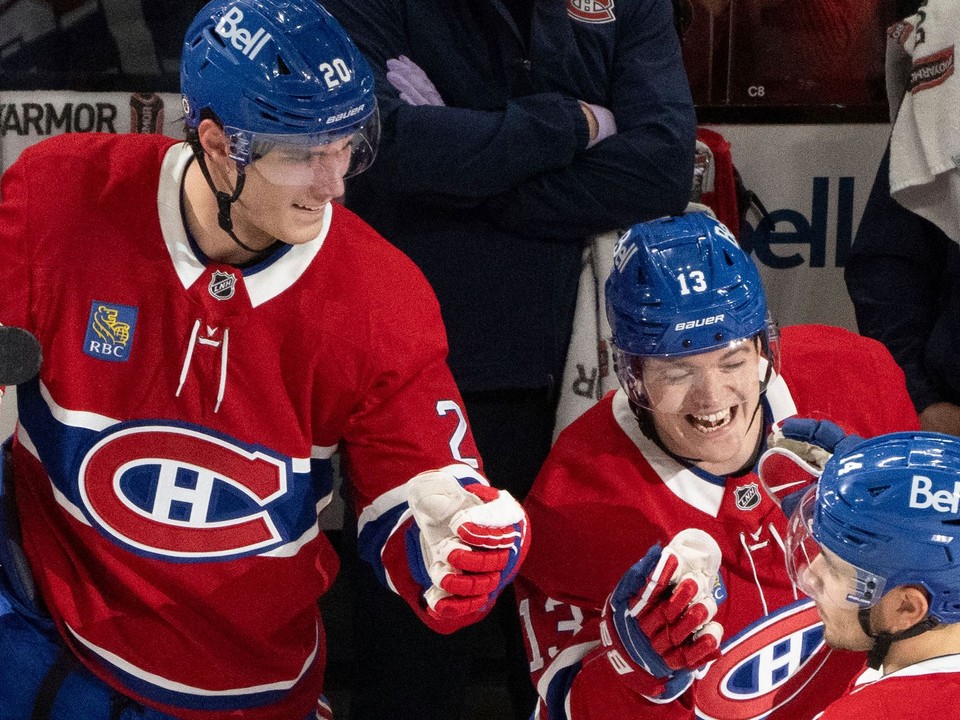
{"left": 84, "top": 301, "right": 138, "bottom": 362}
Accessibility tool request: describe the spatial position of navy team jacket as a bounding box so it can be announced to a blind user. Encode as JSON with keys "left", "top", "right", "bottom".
{"left": 325, "top": 0, "right": 696, "bottom": 392}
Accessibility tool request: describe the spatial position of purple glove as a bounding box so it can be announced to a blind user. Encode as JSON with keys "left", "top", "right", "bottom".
{"left": 583, "top": 102, "right": 617, "bottom": 148}
{"left": 386, "top": 55, "right": 445, "bottom": 106}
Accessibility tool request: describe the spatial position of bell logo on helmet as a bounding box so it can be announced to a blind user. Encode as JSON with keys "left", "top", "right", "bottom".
{"left": 215, "top": 7, "right": 272, "bottom": 61}
{"left": 712, "top": 221, "right": 737, "bottom": 245}
{"left": 909, "top": 474, "right": 960, "bottom": 514}
{"left": 612, "top": 237, "right": 637, "bottom": 272}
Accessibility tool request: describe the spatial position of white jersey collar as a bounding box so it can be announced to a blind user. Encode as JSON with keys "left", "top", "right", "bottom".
{"left": 156, "top": 143, "right": 331, "bottom": 308}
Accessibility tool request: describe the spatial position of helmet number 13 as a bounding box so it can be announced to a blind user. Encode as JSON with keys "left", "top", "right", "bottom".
{"left": 677, "top": 270, "right": 708, "bottom": 295}
{"left": 320, "top": 58, "right": 352, "bottom": 89}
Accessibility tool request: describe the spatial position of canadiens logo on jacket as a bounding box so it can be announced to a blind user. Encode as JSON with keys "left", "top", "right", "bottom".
{"left": 567, "top": 0, "right": 615, "bottom": 23}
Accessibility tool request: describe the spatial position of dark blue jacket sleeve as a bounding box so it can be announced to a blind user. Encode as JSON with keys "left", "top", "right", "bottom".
{"left": 325, "top": 0, "right": 695, "bottom": 240}
{"left": 324, "top": 0, "right": 592, "bottom": 199}
{"left": 483, "top": 0, "right": 696, "bottom": 239}
{"left": 844, "top": 143, "right": 959, "bottom": 413}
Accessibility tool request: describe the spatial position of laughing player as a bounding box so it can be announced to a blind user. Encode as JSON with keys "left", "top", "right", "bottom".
{"left": 0, "top": 1, "right": 528, "bottom": 719}
{"left": 515, "top": 211, "right": 919, "bottom": 719}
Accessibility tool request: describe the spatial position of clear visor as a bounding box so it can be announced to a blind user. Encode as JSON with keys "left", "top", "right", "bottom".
{"left": 614, "top": 333, "right": 777, "bottom": 414}
{"left": 785, "top": 487, "right": 887, "bottom": 609}
{"left": 224, "top": 109, "right": 380, "bottom": 186}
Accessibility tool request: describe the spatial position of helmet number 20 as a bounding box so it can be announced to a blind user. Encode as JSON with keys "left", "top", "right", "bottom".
{"left": 320, "top": 58, "right": 352, "bottom": 89}
{"left": 677, "top": 270, "right": 708, "bottom": 295}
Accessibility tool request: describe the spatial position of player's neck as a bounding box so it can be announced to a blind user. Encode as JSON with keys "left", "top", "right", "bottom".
{"left": 882, "top": 623, "right": 960, "bottom": 674}
{"left": 182, "top": 158, "right": 272, "bottom": 266}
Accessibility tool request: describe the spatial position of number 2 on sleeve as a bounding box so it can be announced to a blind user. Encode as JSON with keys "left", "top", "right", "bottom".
{"left": 436, "top": 400, "right": 479, "bottom": 468}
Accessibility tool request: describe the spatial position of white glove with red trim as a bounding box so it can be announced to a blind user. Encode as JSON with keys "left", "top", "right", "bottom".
{"left": 759, "top": 417, "right": 863, "bottom": 515}
{"left": 406, "top": 464, "right": 529, "bottom": 620}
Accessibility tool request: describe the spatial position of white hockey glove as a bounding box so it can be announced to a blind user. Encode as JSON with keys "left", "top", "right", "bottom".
{"left": 406, "top": 465, "right": 529, "bottom": 620}
{"left": 599, "top": 529, "right": 724, "bottom": 701}
{"left": 758, "top": 418, "right": 862, "bottom": 515}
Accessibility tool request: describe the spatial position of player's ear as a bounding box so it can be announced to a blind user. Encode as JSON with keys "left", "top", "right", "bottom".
{"left": 196, "top": 119, "right": 232, "bottom": 164}
{"left": 878, "top": 585, "right": 931, "bottom": 633}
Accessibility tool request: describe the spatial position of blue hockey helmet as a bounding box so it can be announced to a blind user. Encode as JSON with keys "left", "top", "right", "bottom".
{"left": 787, "top": 432, "right": 960, "bottom": 624}
{"left": 605, "top": 212, "right": 779, "bottom": 409}
{"left": 181, "top": 0, "right": 378, "bottom": 179}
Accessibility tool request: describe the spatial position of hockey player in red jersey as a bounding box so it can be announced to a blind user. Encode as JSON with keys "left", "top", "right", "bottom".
{"left": 515, "top": 211, "right": 920, "bottom": 719}
{"left": 784, "top": 430, "right": 960, "bottom": 719}
{"left": 0, "top": 1, "right": 529, "bottom": 719}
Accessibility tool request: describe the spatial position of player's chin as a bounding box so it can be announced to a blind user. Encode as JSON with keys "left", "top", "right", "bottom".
{"left": 276, "top": 219, "right": 326, "bottom": 245}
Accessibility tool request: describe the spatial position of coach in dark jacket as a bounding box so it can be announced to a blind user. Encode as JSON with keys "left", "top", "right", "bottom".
{"left": 324, "top": 0, "right": 696, "bottom": 718}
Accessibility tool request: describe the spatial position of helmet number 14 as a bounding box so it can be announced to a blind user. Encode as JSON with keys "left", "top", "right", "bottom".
{"left": 677, "top": 270, "right": 708, "bottom": 296}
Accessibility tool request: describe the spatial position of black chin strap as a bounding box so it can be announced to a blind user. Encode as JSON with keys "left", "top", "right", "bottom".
{"left": 191, "top": 151, "right": 266, "bottom": 255}
{"left": 858, "top": 607, "right": 941, "bottom": 670}
{"left": 184, "top": 125, "right": 276, "bottom": 259}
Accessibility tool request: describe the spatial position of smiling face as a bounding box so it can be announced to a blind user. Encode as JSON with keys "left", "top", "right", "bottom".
{"left": 230, "top": 136, "right": 353, "bottom": 248}
{"left": 642, "top": 340, "right": 764, "bottom": 474}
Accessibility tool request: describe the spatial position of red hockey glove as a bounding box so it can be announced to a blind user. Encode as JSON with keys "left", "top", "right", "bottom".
{"left": 599, "top": 529, "right": 723, "bottom": 701}
{"left": 406, "top": 465, "right": 529, "bottom": 620}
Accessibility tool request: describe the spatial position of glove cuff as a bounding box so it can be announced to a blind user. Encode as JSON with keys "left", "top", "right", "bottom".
{"left": 584, "top": 103, "right": 616, "bottom": 148}
{"left": 599, "top": 596, "right": 691, "bottom": 702}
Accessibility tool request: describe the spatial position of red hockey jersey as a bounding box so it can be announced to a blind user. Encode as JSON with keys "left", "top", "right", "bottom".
{"left": 817, "top": 654, "right": 960, "bottom": 720}
{"left": 0, "top": 133, "right": 484, "bottom": 719}
{"left": 517, "top": 325, "right": 919, "bottom": 720}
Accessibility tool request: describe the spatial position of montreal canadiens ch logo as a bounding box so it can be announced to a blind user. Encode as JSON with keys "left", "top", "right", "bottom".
{"left": 77, "top": 424, "right": 289, "bottom": 560}
{"left": 566, "top": 0, "right": 615, "bottom": 23}
{"left": 694, "top": 600, "right": 830, "bottom": 720}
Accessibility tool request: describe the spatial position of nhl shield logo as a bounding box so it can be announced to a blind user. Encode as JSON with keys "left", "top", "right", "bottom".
{"left": 209, "top": 270, "right": 237, "bottom": 300}
{"left": 567, "top": 0, "right": 615, "bottom": 23}
{"left": 734, "top": 482, "right": 761, "bottom": 511}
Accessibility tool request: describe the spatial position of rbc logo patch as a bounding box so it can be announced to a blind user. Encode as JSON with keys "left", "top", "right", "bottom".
{"left": 84, "top": 301, "right": 138, "bottom": 362}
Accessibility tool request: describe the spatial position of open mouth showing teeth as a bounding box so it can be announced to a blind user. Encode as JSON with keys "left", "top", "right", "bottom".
{"left": 688, "top": 407, "right": 734, "bottom": 433}
{"left": 294, "top": 203, "right": 323, "bottom": 211}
